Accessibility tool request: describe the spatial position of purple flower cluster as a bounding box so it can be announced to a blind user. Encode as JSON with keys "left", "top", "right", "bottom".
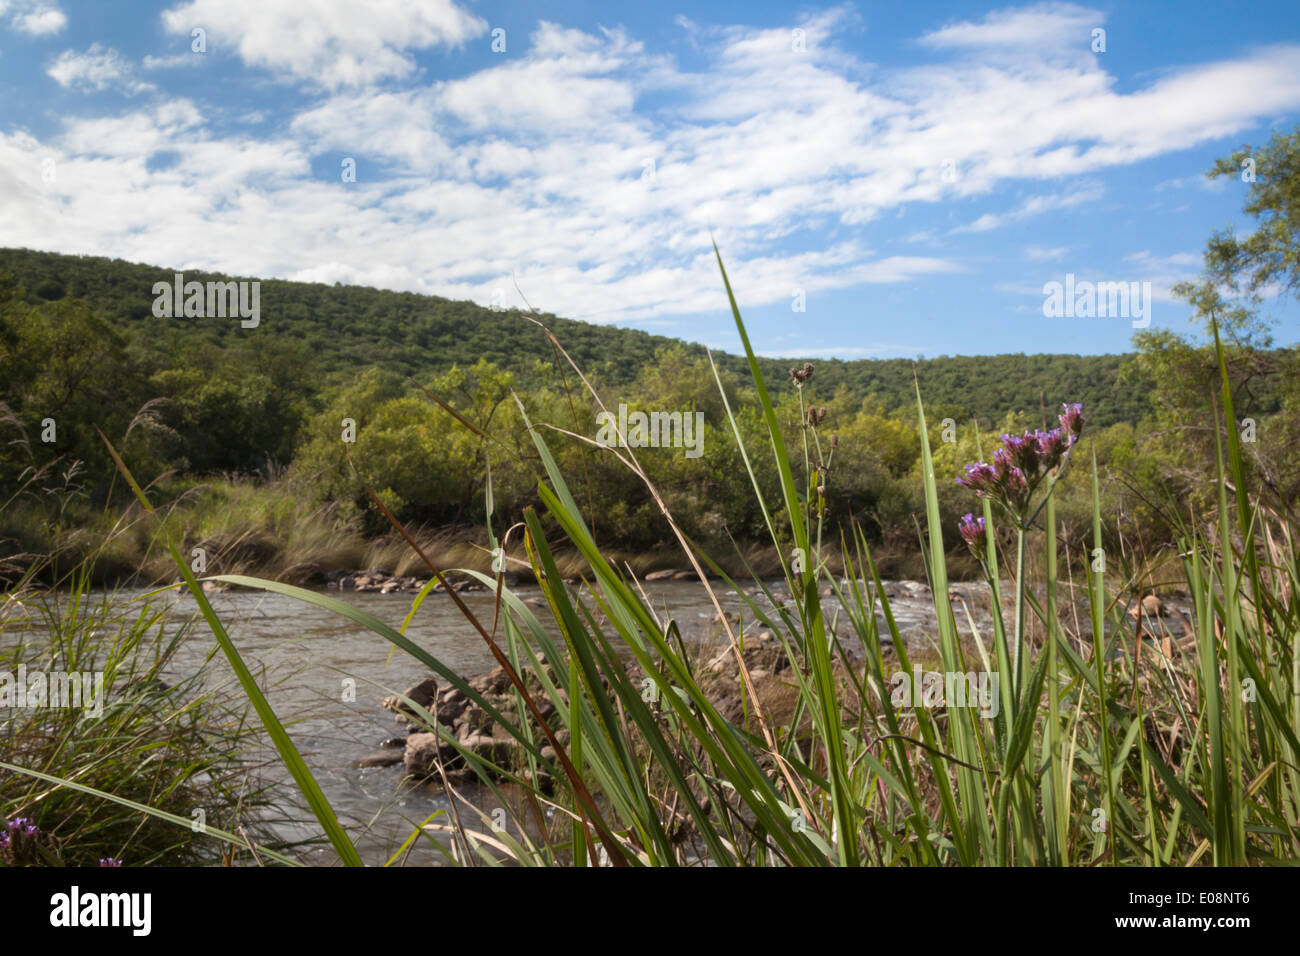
{"left": 958, "top": 513, "right": 987, "bottom": 551}
{"left": 1060, "top": 402, "right": 1084, "bottom": 436}
{"left": 0, "top": 817, "right": 38, "bottom": 845}
{"left": 956, "top": 449, "right": 1032, "bottom": 512}
{"left": 2, "top": 816, "right": 115, "bottom": 866}
{"left": 0, "top": 817, "right": 42, "bottom": 864}
{"left": 956, "top": 403, "right": 1084, "bottom": 528}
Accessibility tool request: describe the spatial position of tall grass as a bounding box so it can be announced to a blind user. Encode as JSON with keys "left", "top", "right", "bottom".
{"left": 21, "top": 252, "right": 1299, "bottom": 865}
{"left": 0, "top": 568, "right": 294, "bottom": 866}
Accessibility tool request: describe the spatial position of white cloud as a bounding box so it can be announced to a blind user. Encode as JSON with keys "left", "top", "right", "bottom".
{"left": 1025, "top": 245, "right": 1069, "bottom": 261}
{"left": 1124, "top": 250, "right": 1201, "bottom": 270}
{"left": 1, "top": 0, "right": 66, "bottom": 35}
{"left": 291, "top": 89, "right": 450, "bottom": 168}
{"left": 142, "top": 52, "right": 202, "bottom": 71}
{"left": 1123, "top": 250, "right": 1203, "bottom": 298}
{"left": 47, "top": 44, "right": 154, "bottom": 94}
{"left": 920, "top": 2, "right": 1099, "bottom": 52}
{"left": 160, "top": 0, "right": 487, "bottom": 89}
{"left": 7, "top": 7, "right": 1300, "bottom": 327}
{"left": 951, "top": 182, "right": 1105, "bottom": 233}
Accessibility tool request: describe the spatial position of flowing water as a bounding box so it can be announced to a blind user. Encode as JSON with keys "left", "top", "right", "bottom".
{"left": 7, "top": 578, "right": 992, "bottom": 865}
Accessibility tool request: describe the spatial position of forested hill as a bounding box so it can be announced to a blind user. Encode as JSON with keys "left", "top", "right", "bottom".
{"left": 0, "top": 246, "right": 1151, "bottom": 427}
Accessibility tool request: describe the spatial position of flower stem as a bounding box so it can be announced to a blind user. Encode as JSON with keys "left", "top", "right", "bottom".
{"left": 1013, "top": 526, "right": 1026, "bottom": 699}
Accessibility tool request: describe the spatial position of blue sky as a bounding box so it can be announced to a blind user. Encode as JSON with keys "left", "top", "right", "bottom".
{"left": 2, "top": 0, "right": 1299, "bottom": 358}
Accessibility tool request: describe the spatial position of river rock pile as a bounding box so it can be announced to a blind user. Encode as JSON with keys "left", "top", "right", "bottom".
{"left": 325, "top": 568, "right": 491, "bottom": 594}
{"left": 371, "top": 667, "right": 577, "bottom": 789}
{"left": 643, "top": 568, "right": 711, "bottom": 581}
{"left": 360, "top": 635, "right": 816, "bottom": 789}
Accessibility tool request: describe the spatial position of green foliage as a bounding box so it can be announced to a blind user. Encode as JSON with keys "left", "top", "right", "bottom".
{"left": 0, "top": 278, "right": 322, "bottom": 501}
{"left": 1205, "top": 124, "right": 1300, "bottom": 301}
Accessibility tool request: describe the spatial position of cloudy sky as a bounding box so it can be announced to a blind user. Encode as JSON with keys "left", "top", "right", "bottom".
{"left": 2, "top": 0, "right": 1299, "bottom": 358}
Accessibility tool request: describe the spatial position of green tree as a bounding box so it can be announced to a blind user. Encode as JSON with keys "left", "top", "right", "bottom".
{"left": 1204, "top": 124, "right": 1300, "bottom": 302}
{"left": 1128, "top": 123, "right": 1300, "bottom": 526}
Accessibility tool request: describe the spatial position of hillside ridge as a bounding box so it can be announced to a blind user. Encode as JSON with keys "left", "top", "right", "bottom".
{"left": 0, "top": 246, "right": 1150, "bottom": 427}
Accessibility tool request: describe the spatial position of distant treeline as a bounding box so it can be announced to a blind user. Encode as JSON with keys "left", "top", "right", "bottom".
{"left": 0, "top": 247, "right": 1174, "bottom": 428}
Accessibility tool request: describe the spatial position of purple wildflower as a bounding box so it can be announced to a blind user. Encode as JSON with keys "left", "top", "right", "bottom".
{"left": 958, "top": 513, "right": 987, "bottom": 551}
{"left": 1, "top": 816, "right": 45, "bottom": 865}
{"left": 3, "top": 818, "right": 37, "bottom": 841}
{"left": 99, "top": 858, "right": 123, "bottom": 867}
{"left": 991, "top": 447, "right": 1015, "bottom": 481}
{"left": 1004, "top": 465, "right": 1029, "bottom": 507}
{"left": 1059, "top": 403, "right": 1084, "bottom": 437}
{"left": 1000, "top": 432, "right": 1040, "bottom": 476}
{"left": 955, "top": 403, "right": 1083, "bottom": 522}
{"left": 956, "top": 461, "right": 998, "bottom": 496}
{"left": 1035, "top": 427, "right": 1074, "bottom": 471}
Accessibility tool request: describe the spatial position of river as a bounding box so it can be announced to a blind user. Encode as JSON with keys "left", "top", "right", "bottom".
{"left": 8, "top": 576, "right": 995, "bottom": 865}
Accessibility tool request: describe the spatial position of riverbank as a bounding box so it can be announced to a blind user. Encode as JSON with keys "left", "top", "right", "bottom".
{"left": 3, "top": 493, "right": 968, "bottom": 592}
{"left": 1, "top": 465, "right": 989, "bottom": 592}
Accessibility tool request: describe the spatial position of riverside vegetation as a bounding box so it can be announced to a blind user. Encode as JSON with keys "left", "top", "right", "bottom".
{"left": 2, "top": 128, "right": 1300, "bottom": 865}
{"left": 2, "top": 248, "right": 1296, "bottom": 588}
